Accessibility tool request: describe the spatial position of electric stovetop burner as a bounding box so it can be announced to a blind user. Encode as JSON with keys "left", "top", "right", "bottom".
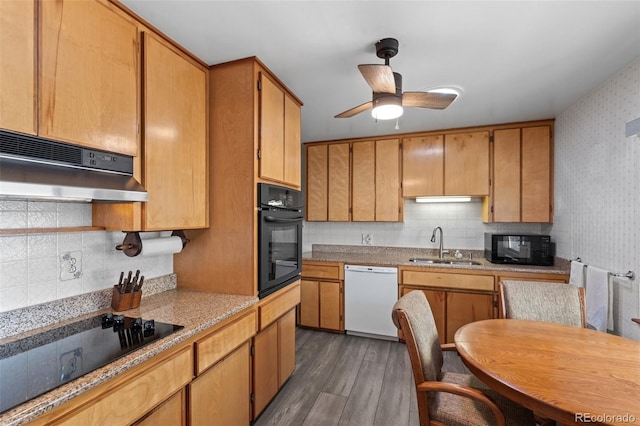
{"left": 0, "top": 313, "right": 183, "bottom": 414}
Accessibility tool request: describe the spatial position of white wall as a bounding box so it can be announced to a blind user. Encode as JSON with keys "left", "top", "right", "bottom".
{"left": 0, "top": 200, "right": 174, "bottom": 312}
{"left": 303, "top": 199, "right": 550, "bottom": 253}
{"left": 553, "top": 57, "right": 640, "bottom": 340}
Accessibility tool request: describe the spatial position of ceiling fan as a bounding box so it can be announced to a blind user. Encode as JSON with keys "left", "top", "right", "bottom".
{"left": 335, "top": 38, "right": 458, "bottom": 120}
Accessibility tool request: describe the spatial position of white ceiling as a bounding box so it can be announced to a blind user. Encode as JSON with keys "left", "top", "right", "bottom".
{"left": 121, "top": 1, "right": 640, "bottom": 143}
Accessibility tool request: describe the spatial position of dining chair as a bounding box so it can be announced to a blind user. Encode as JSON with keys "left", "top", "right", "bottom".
{"left": 499, "top": 280, "right": 586, "bottom": 327}
{"left": 391, "top": 290, "right": 539, "bottom": 426}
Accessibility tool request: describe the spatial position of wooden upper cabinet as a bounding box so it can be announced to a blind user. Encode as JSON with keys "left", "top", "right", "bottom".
{"left": 492, "top": 128, "right": 521, "bottom": 222}
{"left": 352, "top": 139, "right": 401, "bottom": 221}
{"left": 40, "top": 0, "right": 139, "bottom": 156}
{"left": 142, "top": 33, "right": 208, "bottom": 230}
{"left": 306, "top": 144, "right": 328, "bottom": 221}
{"left": 352, "top": 141, "right": 375, "bottom": 221}
{"left": 284, "top": 95, "right": 302, "bottom": 187}
{"left": 375, "top": 139, "right": 401, "bottom": 221}
{"left": 521, "top": 126, "right": 552, "bottom": 222}
{"left": 93, "top": 32, "right": 208, "bottom": 231}
{"left": 486, "top": 124, "right": 553, "bottom": 223}
{"left": 328, "top": 143, "right": 350, "bottom": 221}
{"left": 0, "top": 0, "right": 36, "bottom": 135}
{"left": 259, "top": 72, "right": 302, "bottom": 188}
{"left": 444, "top": 131, "right": 490, "bottom": 195}
{"left": 402, "top": 135, "right": 444, "bottom": 197}
{"left": 304, "top": 142, "right": 350, "bottom": 222}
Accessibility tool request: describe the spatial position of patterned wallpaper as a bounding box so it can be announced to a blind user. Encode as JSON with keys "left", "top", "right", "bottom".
{"left": 553, "top": 57, "right": 640, "bottom": 340}
{"left": 0, "top": 201, "right": 174, "bottom": 312}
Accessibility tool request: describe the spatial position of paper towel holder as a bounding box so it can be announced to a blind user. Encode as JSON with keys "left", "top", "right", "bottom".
{"left": 115, "top": 232, "right": 143, "bottom": 257}
{"left": 115, "top": 230, "right": 189, "bottom": 257}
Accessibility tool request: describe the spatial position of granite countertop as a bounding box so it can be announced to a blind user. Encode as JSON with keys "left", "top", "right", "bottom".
{"left": 0, "top": 288, "right": 258, "bottom": 426}
{"left": 303, "top": 244, "right": 570, "bottom": 275}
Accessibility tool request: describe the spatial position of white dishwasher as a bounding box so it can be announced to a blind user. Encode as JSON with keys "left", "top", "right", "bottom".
{"left": 344, "top": 264, "right": 398, "bottom": 340}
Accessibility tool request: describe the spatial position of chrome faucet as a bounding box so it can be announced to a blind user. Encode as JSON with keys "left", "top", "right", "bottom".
{"left": 431, "top": 227, "right": 448, "bottom": 259}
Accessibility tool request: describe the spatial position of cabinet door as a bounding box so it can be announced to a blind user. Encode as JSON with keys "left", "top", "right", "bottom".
{"left": 444, "top": 131, "right": 489, "bottom": 195}
{"left": 352, "top": 141, "right": 375, "bottom": 221}
{"left": 400, "top": 287, "right": 446, "bottom": 343}
{"left": 328, "top": 143, "right": 350, "bottom": 221}
{"left": 40, "top": 0, "right": 138, "bottom": 155}
{"left": 190, "top": 342, "right": 251, "bottom": 426}
{"left": 135, "top": 389, "right": 185, "bottom": 426}
{"left": 259, "top": 73, "right": 285, "bottom": 183}
{"left": 143, "top": 33, "right": 208, "bottom": 230}
{"left": 319, "top": 281, "right": 342, "bottom": 331}
{"left": 278, "top": 309, "right": 296, "bottom": 386}
{"left": 300, "top": 280, "right": 320, "bottom": 327}
{"left": 284, "top": 94, "right": 301, "bottom": 187}
{"left": 375, "top": 139, "right": 401, "bottom": 221}
{"left": 0, "top": 0, "right": 35, "bottom": 135}
{"left": 253, "top": 321, "right": 279, "bottom": 418}
{"left": 492, "top": 128, "right": 521, "bottom": 222}
{"left": 522, "top": 126, "right": 552, "bottom": 222}
{"left": 402, "top": 135, "right": 444, "bottom": 197}
{"left": 446, "top": 292, "right": 494, "bottom": 343}
{"left": 306, "top": 144, "right": 328, "bottom": 221}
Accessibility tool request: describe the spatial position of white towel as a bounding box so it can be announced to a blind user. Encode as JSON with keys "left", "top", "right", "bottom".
{"left": 585, "top": 266, "right": 610, "bottom": 332}
{"left": 569, "top": 260, "right": 586, "bottom": 288}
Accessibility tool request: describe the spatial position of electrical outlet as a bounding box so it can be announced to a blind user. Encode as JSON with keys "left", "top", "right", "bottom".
{"left": 362, "top": 233, "right": 373, "bottom": 245}
{"left": 60, "top": 251, "right": 82, "bottom": 281}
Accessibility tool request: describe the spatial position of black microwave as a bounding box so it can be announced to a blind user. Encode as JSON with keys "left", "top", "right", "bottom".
{"left": 484, "top": 234, "right": 554, "bottom": 266}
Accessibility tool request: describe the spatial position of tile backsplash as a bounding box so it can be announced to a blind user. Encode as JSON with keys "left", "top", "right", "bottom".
{"left": 0, "top": 200, "right": 174, "bottom": 312}
{"left": 303, "top": 199, "right": 551, "bottom": 253}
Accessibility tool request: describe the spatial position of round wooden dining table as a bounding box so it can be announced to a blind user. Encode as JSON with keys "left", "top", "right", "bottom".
{"left": 454, "top": 319, "right": 640, "bottom": 426}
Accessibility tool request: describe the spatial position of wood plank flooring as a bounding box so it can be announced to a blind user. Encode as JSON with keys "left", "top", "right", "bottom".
{"left": 254, "top": 328, "right": 469, "bottom": 426}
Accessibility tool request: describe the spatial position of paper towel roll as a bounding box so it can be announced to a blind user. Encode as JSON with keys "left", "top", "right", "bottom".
{"left": 140, "top": 236, "right": 183, "bottom": 256}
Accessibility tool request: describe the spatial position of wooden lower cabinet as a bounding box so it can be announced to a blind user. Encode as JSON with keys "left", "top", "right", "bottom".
{"left": 190, "top": 342, "right": 251, "bottom": 426}
{"left": 253, "top": 283, "right": 300, "bottom": 420}
{"left": 299, "top": 280, "right": 343, "bottom": 331}
{"left": 253, "top": 308, "right": 296, "bottom": 419}
{"left": 445, "top": 291, "right": 494, "bottom": 342}
{"left": 399, "top": 268, "right": 496, "bottom": 344}
{"left": 29, "top": 345, "right": 193, "bottom": 426}
{"left": 135, "top": 389, "right": 186, "bottom": 426}
{"left": 300, "top": 261, "right": 344, "bottom": 332}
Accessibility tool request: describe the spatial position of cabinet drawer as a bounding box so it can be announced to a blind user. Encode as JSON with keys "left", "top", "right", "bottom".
{"left": 259, "top": 281, "right": 301, "bottom": 330}
{"left": 302, "top": 262, "right": 341, "bottom": 280}
{"left": 402, "top": 270, "right": 494, "bottom": 291}
{"left": 54, "top": 346, "right": 193, "bottom": 426}
{"left": 195, "top": 310, "right": 257, "bottom": 375}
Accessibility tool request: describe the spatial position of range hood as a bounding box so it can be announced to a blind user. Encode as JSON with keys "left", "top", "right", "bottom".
{"left": 0, "top": 130, "right": 148, "bottom": 202}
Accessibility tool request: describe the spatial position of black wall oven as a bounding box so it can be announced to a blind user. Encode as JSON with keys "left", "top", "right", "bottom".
{"left": 258, "top": 183, "right": 303, "bottom": 299}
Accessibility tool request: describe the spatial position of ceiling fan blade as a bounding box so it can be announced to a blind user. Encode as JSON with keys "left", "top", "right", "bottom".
{"left": 358, "top": 64, "right": 396, "bottom": 93}
{"left": 402, "top": 92, "right": 458, "bottom": 109}
{"left": 335, "top": 100, "right": 373, "bottom": 118}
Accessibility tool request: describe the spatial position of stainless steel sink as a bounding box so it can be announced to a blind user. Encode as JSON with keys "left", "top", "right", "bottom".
{"left": 409, "top": 258, "right": 482, "bottom": 266}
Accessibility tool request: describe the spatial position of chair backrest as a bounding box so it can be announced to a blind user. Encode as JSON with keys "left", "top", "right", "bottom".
{"left": 499, "top": 280, "right": 586, "bottom": 327}
{"left": 391, "top": 290, "right": 443, "bottom": 383}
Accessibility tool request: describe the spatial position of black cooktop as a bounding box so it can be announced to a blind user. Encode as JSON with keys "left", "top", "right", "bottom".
{"left": 0, "top": 313, "right": 183, "bottom": 414}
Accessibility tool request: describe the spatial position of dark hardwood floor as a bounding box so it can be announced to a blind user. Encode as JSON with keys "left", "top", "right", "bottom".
{"left": 254, "top": 328, "right": 469, "bottom": 426}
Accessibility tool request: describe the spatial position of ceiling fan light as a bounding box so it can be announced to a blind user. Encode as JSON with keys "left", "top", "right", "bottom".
{"left": 371, "top": 96, "right": 403, "bottom": 120}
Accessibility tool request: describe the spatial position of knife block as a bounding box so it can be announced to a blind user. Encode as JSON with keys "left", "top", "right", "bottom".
{"left": 111, "top": 286, "right": 142, "bottom": 311}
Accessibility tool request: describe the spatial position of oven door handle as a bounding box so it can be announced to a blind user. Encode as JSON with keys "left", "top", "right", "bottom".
{"left": 264, "top": 215, "right": 304, "bottom": 223}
